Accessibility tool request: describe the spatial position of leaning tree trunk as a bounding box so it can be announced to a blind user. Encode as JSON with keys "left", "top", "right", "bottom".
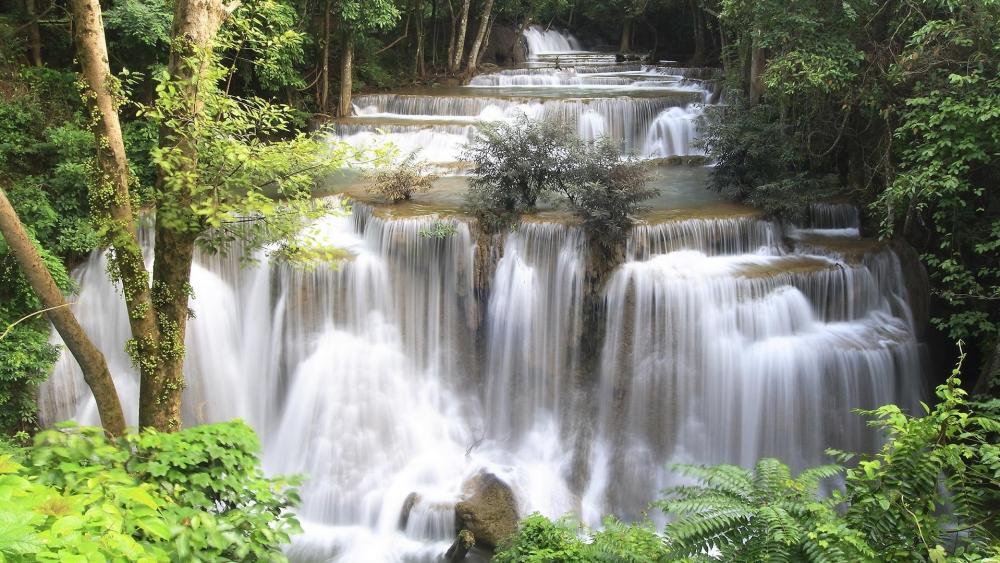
{"left": 449, "top": 0, "right": 470, "bottom": 74}
{"left": 0, "top": 187, "right": 126, "bottom": 436}
{"left": 338, "top": 29, "right": 354, "bottom": 117}
{"left": 476, "top": 14, "right": 495, "bottom": 68}
{"left": 463, "top": 0, "right": 494, "bottom": 77}
{"left": 142, "top": 0, "right": 234, "bottom": 432}
{"left": 69, "top": 0, "right": 163, "bottom": 424}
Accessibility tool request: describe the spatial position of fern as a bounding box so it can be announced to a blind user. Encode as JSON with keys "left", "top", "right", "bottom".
{"left": 657, "top": 458, "right": 868, "bottom": 562}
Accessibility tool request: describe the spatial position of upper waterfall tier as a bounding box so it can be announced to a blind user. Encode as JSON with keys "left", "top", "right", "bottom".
{"left": 523, "top": 25, "right": 583, "bottom": 56}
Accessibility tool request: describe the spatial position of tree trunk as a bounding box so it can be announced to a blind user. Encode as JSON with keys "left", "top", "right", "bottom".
{"left": 69, "top": 0, "right": 162, "bottom": 425}
{"left": 430, "top": 0, "right": 438, "bottom": 70}
{"left": 449, "top": 0, "right": 470, "bottom": 74}
{"left": 476, "top": 14, "right": 494, "bottom": 67}
{"left": 749, "top": 40, "right": 766, "bottom": 105}
{"left": 463, "top": 0, "right": 494, "bottom": 76}
{"left": 414, "top": 0, "right": 426, "bottom": 77}
{"left": 446, "top": 0, "right": 456, "bottom": 72}
{"left": 319, "top": 0, "right": 331, "bottom": 112}
{"left": 619, "top": 18, "right": 632, "bottom": 53}
{"left": 338, "top": 30, "right": 354, "bottom": 117}
{"left": 0, "top": 187, "right": 126, "bottom": 436}
{"left": 141, "top": 0, "right": 234, "bottom": 431}
{"left": 691, "top": 2, "right": 705, "bottom": 65}
{"left": 25, "top": 0, "right": 43, "bottom": 65}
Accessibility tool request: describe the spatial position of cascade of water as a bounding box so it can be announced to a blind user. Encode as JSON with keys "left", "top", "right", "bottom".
{"left": 585, "top": 247, "right": 922, "bottom": 520}
{"left": 642, "top": 105, "right": 704, "bottom": 158}
{"left": 348, "top": 94, "right": 702, "bottom": 158}
{"left": 40, "top": 31, "right": 927, "bottom": 563}
{"left": 522, "top": 25, "right": 583, "bottom": 56}
{"left": 483, "top": 222, "right": 585, "bottom": 442}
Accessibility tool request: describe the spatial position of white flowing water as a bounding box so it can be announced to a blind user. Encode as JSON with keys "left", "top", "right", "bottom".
{"left": 42, "top": 33, "right": 924, "bottom": 563}
{"left": 523, "top": 25, "right": 583, "bottom": 56}
{"left": 336, "top": 28, "right": 712, "bottom": 166}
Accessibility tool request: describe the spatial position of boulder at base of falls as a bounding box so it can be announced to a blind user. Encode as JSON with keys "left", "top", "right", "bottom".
{"left": 454, "top": 471, "right": 519, "bottom": 550}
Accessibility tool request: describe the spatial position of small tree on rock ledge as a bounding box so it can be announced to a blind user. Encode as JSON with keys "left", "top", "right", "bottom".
{"left": 463, "top": 115, "right": 654, "bottom": 249}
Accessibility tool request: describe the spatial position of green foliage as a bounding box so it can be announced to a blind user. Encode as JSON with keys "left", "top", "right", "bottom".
{"left": 222, "top": 0, "right": 308, "bottom": 93}
{"left": 137, "top": 43, "right": 346, "bottom": 237}
{"left": 494, "top": 513, "right": 670, "bottom": 563}
{"left": 335, "top": 0, "right": 400, "bottom": 32}
{"left": 364, "top": 152, "right": 439, "bottom": 203}
{"left": 0, "top": 421, "right": 301, "bottom": 561}
{"left": 834, "top": 351, "right": 1000, "bottom": 561}
{"left": 561, "top": 138, "right": 653, "bottom": 252}
{"left": 418, "top": 220, "right": 459, "bottom": 239}
{"left": 501, "top": 352, "right": 1000, "bottom": 562}
{"left": 875, "top": 13, "right": 1000, "bottom": 342}
{"left": 464, "top": 115, "right": 654, "bottom": 240}
{"left": 706, "top": 0, "right": 1000, "bottom": 347}
{"left": 0, "top": 67, "right": 99, "bottom": 433}
{"left": 658, "top": 459, "right": 873, "bottom": 562}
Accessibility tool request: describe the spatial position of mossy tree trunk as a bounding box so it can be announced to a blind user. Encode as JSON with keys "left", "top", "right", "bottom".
{"left": 75, "top": 0, "right": 236, "bottom": 432}
{"left": 70, "top": 0, "right": 164, "bottom": 429}
{"left": 142, "top": 0, "right": 234, "bottom": 432}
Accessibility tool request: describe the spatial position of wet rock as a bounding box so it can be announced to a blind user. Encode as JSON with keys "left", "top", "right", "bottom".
{"left": 482, "top": 25, "right": 527, "bottom": 66}
{"left": 445, "top": 529, "right": 476, "bottom": 562}
{"left": 889, "top": 239, "right": 930, "bottom": 338}
{"left": 398, "top": 492, "right": 421, "bottom": 530}
{"left": 454, "top": 471, "right": 518, "bottom": 549}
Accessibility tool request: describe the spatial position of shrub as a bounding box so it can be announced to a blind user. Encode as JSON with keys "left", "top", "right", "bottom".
{"left": 464, "top": 115, "right": 654, "bottom": 241}
{"left": 0, "top": 421, "right": 301, "bottom": 561}
{"left": 494, "top": 513, "right": 669, "bottom": 563}
{"left": 463, "top": 115, "right": 580, "bottom": 217}
{"left": 364, "top": 152, "right": 438, "bottom": 203}
{"left": 561, "top": 138, "right": 653, "bottom": 252}
{"left": 418, "top": 219, "right": 458, "bottom": 239}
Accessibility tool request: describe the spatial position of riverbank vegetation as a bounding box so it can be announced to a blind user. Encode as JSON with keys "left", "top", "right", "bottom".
{"left": 0, "top": 421, "right": 300, "bottom": 561}
{"left": 498, "top": 359, "right": 1000, "bottom": 562}
{"left": 700, "top": 0, "right": 1000, "bottom": 389}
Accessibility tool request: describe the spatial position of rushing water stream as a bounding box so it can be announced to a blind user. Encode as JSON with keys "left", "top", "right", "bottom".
{"left": 41, "top": 28, "right": 924, "bottom": 562}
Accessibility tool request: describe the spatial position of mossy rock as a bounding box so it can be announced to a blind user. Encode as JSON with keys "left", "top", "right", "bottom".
{"left": 454, "top": 471, "right": 518, "bottom": 549}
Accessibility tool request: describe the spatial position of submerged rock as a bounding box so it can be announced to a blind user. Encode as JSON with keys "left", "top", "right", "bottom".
{"left": 454, "top": 471, "right": 518, "bottom": 550}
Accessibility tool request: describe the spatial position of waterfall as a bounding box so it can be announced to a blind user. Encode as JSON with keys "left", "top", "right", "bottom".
{"left": 642, "top": 105, "right": 704, "bottom": 158}
{"left": 483, "top": 223, "right": 585, "bottom": 442}
{"left": 41, "top": 45, "right": 925, "bottom": 563}
{"left": 522, "top": 25, "right": 582, "bottom": 56}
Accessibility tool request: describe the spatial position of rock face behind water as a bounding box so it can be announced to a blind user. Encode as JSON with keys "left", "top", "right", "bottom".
{"left": 454, "top": 471, "right": 519, "bottom": 550}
